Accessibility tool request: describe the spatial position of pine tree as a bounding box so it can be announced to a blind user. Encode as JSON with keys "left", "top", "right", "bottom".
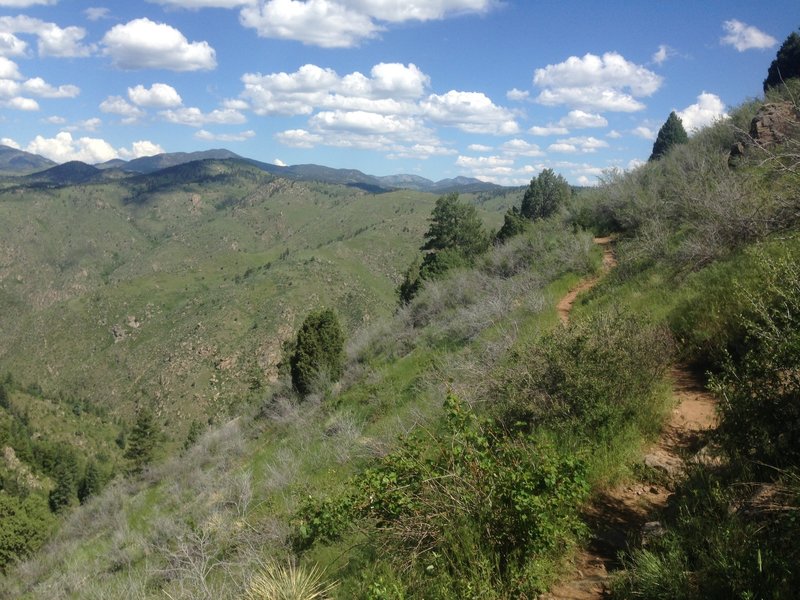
{"left": 495, "top": 206, "right": 528, "bottom": 243}
{"left": 77, "top": 460, "right": 102, "bottom": 504}
{"left": 124, "top": 408, "right": 158, "bottom": 475}
{"left": 764, "top": 30, "right": 800, "bottom": 92}
{"left": 289, "top": 309, "right": 345, "bottom": 395}
{"left": 520, "top": 169, "right": 571, "bottom": 221}
{"left": 649, "top": 111, "right": 689, "bottom": 161}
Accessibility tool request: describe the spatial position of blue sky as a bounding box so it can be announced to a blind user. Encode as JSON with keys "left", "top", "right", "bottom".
{"left": 0, "top": 0, "right": 796, "bottom": 185}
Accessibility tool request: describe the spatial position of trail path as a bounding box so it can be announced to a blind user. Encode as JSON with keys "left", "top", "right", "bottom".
{"left": 543, "top": 238, "right": 717, "bottom": 599}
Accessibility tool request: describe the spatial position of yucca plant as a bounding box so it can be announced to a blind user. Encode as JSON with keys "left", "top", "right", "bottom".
{"left": 244, "top": 561, "right": 338, "bottom": 600}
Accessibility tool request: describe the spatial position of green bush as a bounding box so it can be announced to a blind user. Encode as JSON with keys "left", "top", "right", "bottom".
{"left": 0, "top": 492, "right": 55, "bottom": 572}
{"left": 294, "top": 395, "right": 589, "bottom": 597}
{"left": 290, "top": 309, "right": 345, "bottom": 396}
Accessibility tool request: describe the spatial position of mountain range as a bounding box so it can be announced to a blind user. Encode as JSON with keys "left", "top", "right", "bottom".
{"left": 0, "top": 145, "right": 501, "bottom": 194}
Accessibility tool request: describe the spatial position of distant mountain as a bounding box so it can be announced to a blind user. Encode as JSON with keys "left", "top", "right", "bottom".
{"left": 10, "top": 146, "right": 504, "bottom": 193}
{"left": 0, "top": 144, "right": 56, "bottom": 175}
{"left": 22, "top": 161, "right": 103, "bottom": 185}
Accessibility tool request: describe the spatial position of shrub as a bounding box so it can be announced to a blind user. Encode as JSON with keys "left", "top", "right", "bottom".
{"left": 290, "top": 309, "right": 345, "bottom": 396}
{"left": 244, "top": 560, "right": 338, "bottom": 600}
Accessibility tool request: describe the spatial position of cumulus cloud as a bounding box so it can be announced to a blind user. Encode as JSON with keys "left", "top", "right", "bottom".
{"left": 533, "top": 52, "right": 661, "bottom": 112}
{"left": 421, "top": 90, "right": 518, "bottom": 135}
{"left": 677, "top": 92, "right": 728, "bottom": 132}
{"left": 606, "top": 130, "right": 622, "bottom": 139}
{"left": 22, "top": 77, "right": 79, "bottom": 98}
{"left": 0, "top": 15, "right": 93, "bottom": 57}
{"left": 240, "top": 0, "right": 494, "bottom": 48}
{"left": 501, "top": 138, "right": 543, "bottom": 157}
{"left": 0, "top": 0, "right": 56, "bottom": 7}
{"left": 559, "top": 109, "right": 607, "bottom": 128}
{"left": 25, "top": 131, "right": 165, "bottom": 162}
{"left": 160, "top": 106, "right": 246, "bottom": 126}
{"left": 651, "top": 44, "right": 675, "bottom": 65}
{"left": 548, "top": 136, "right": 608, "bottom": 153}
{"left": 529, "top": 124, "right": 569, "bottom": 136}
{"left": 0, "top": 56, "right": 21, "bottom": 79}
{"left": 102, "top": 18, "right": 216, "bottom": 71}
{"left": 275, "top": 128, "right": 323, "bottom": 148}
{"left": 468, "top": 143, "right": 492, "bottom": 152}
{"left": 0, "top": 32, "right": 28, "bottom": 56}
{"left": 721, "top": 19, "right": 776, "bottom": 52}
{"left": 1, "top": 137, "right": 20, "bottom": 148}
{"left": 241, "top": 62, "right": 427, "bottom": 116}
{"left": 100, "top": 95, "right": 145, "bottom": 122}
{"left": 632, "top": 126, "right": 656, "bottom": 140}
{"left": 195, "top": 129, "right": 256, "bottom": 142}
{"left": 128, "top": 83, "right": 183, "bottom": 107}
{"left": 506, "top": 88, "right": 529, "bottom": 101}
{"left": 84, "top": 7, "right": 111, "bottom": 21}
{"left": 151, "top": 0, "right": 253, "bottom": 7}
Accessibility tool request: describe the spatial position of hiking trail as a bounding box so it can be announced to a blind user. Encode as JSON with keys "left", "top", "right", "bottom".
{"left": 543, "top": 237, "right": 718, "bottom": 599}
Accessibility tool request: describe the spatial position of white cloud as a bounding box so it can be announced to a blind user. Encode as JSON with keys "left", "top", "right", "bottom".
{"left": 241, "top": 62, "right": 427, "bottom": 116}
{"left": 606, "top": 129, "right": 622, "bottom": 139}
{"left": 275, "top": 128, "right": 323, "bottom": 148}
{"left": 1, "top": 137, "right": 20, "bottom": 148}
{"left": 721, "top": 19, "right": 776, "bottom": 52}
{"left": 559, "top": 109, "right": 607, "bottom": 128}
{"left": 160, "top": 106, "right": 246, "bottom": 126}
{"left": 533, "top": 52, "right": 661, "bottom": 112}
{"left": 549, "top": 136, "right": 608, "bottom": 153}
{"left": 0, "top": 32, "right": 28, "bottom": 57}
{"left": 62, "top": 117, "right": 102, "bottom": 132}
{"left": 309, "top": 109, "right": 421, "bottom": 135}
{"left": 26, "top": 131, "right": 117, "bottom": 162}
{"left": 274, "top": 158, "right": 287, "bottom": 166}
{"left": 150, "top": 0, "right": 253, "bottom": 7}
{"left": 240, "top": 0, "right": 494, "bottom": 48}
{"left": 529, "top": 124, "right": 569, "bottom": 136}
{"left": 632, "top": 126, "right": 656, "bottom": 140}
{"left": 501, "top": 138, "right": 543, "bottom": 157}
{"left": 4, "top": 96, "right": 38, "bottom": 110}
{"left": 45, "top": 115, "right": 66, "bottom": 124}
{"left": 0, "top": 15, "right": 93, "bottom": 57}
{"left": 84, "top": 7, "right": 111, "bottom": 21}
{"left": 627, "top": 158, "right": 645, "bottom": 170}
{"left": 22, "top": 77, "right": 80, "bottom": 98}
{"left": 118, "top": 140, "right": 165, "bottom": 159}
{"left": 195, "top": 129, "right": 256, "bottom": 142}
{"left": 651, "top": 44, "right": 675, "bottom": 65}
{"left": 100, "top": 95, "right": 145, "bottom": 123}
{"left": 102, "top": 18, "right": 216, "bottom": 71}
{"left": 0, "top": 0, "right": 56, "bottom": 7}
{"left": 677, "top": 92, "right": 728, "bottom": 133}
{"left": 0, "top": 56, "right": 21, "bottom": 79}
{"left": 421, "top": 90, "right": 518, "bottom": 135}
{"left": 506, "top": 88, "right": 529, "bottom": 101}
{"left": 25, "top": 132, "right": 166, "bottom": 162}
{"left": 128, "top": 83, "right": 183, "bottom": 108}
{"left": 468, "top": 143, "right": 492, "bottom": 152}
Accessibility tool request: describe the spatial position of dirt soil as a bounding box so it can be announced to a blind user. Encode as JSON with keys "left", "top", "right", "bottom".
{"left": 542, "top": 238, "right": 717, "bottom": 599}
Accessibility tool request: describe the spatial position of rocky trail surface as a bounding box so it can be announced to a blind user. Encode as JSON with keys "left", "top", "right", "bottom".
{"left": 543, "top": 238, "right": 718, "bottom": 599}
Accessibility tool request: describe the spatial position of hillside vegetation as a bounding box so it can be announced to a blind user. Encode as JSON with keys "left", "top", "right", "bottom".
{"left": 1, "top": 75, "right": 799, "bottom": 600}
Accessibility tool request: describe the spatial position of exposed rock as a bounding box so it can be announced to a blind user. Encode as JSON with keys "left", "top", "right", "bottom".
{"left": 643, "top": 450, "right": 683, "bottom": 477}
{"left": 749, "top": 102, "right": 800, "bottom": 147}
{"left": 641, "top": 521, "right": 666, "bottom": 546}
{"left": 112, "top": 323, "right": 127, "bottom": 342}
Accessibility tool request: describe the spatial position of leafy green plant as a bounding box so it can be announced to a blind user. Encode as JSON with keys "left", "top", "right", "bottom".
{"left": 290, "top": 309, "right": 346, "bottom": 396}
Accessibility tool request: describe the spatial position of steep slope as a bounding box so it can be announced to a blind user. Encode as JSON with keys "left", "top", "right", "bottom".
{"left": 0, "top": 145, "right": 55, "bottom": 175}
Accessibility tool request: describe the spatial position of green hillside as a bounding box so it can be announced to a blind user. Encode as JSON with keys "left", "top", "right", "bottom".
{"left": 1, "top": 80, "right": 799, "bottom": 599}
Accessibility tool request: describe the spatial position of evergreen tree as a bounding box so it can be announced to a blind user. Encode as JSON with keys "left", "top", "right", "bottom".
{"left": 124, "top": 408, "right": 158, "bottom": 475}
{"left": 419, "top": 192, "right": 489, "bottom": 276}
{"left": 494, "top": 206, "right": 528, "bottom": 243}
{"left": 77, "top": 460, "right": 102, "bottom": 504}
{"left": 183, "top": 419, "right": 203, "bottom": 450}
{"left": 0, "top": 492, "right": 55, "bottom": 571}
{"left": 289, "top": 309, "right": 345, "bottom": 395}
{"left": 0, "top": 384, "right": 8, "bottom": 410}
{"left": 649, "top": 111, "right": 689, "bottom": 161}
{"left": 48, "top": 460, "right": 76, "bottom": 513}
{"left": 520, "top": 169, "right": 571, "bottom": 221}
{"left": 397, "top": 255, "right": 424, "bottom": 306}
{"left": 764, "top": 30, "right": 800, "bottom": 92}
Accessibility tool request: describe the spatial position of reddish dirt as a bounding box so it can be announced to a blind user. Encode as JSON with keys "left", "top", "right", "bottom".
{"left": 543, "top": 239, "right": 717, "bottom": 600}
{"left": 556, "top": 237, "right": 617, "bottom": 325}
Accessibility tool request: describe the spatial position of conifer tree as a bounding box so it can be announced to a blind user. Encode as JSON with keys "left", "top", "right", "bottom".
{"left": 520, "top": 169, "right": 571, "bottom": 221}
{"left": 764, "top": 30, "right": 800, "bottom": 92}
{"left": 77, "top": 460, "right": 102, "bottom": 504}
{"left": 649, "top": 111, "right": 689, "bottom": 161}
{"left": 124, "top": 408, "right": 158, "bottom": 475}
{"left": 289, "top": 309, "right": 345, "bottom": 395}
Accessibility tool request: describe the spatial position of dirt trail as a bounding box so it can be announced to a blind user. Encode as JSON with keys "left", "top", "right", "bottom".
{"left": 543, "top": 238, "right": 717, "bottom": 600}
{"left": 556, "top": 237, "right": 617, "bottom": 325}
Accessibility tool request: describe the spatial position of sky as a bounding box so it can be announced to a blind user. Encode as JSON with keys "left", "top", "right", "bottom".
{"left": 0, "top": 1, "right": 797, "bottom": 185}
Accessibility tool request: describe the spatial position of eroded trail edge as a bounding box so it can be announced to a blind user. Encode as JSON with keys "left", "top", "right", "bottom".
{"left": 544, "top": 238, "right": 717, "bottom": 600}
